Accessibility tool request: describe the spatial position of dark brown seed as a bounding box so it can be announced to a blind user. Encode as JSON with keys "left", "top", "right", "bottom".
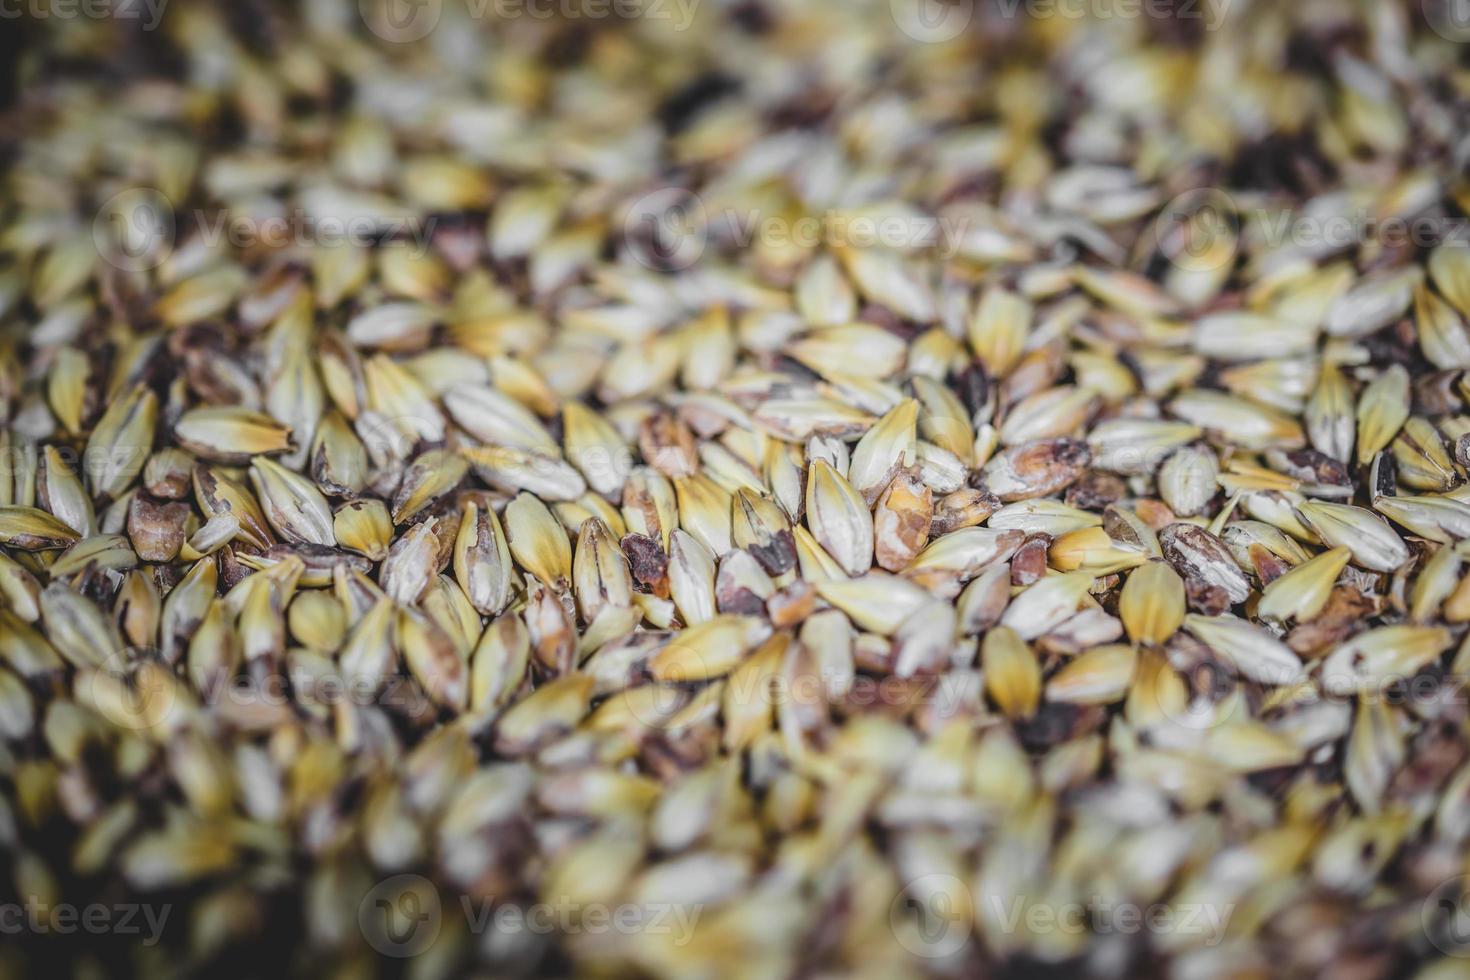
{"left": 767, "top": 580, "right": 816, "bottom": 628}
{"left": 873, "top": 469, "right": 931, "bottom": 573}
{"left": 718, "top": 585, "right": 766, "bottom": 617}
{"left": 639, "top": 410, "right": 699, "bottom": 478}
{"left": 143, "top": 451, "right": 194, "bottom": 499}
{"left": 931, "top": 487, "right": 1001, "bottom": 535}
{"left": 1010, "top": 534, "right": 1050, "bottom": 586}
{"left": 1185, "top": 579, "right": 1231, "bottom": 616}
{"left": 1267, "top": 447, "right": 1351, "bottom": 490}
{"left": 1287, "top": 586, "right": 1381, "bottom": 657}
{"left": 1064, "top": 470, "right": 1126, "bottom": 510}
{"left": 980, "top": 438, "right": 1092, "bottom": 502}
{"left": 622, "top": 533, "right": 670, "bottom": 597}
{"left": 127, "top": 495, "right": 189, "bottom": 562}
{"left": 1015, "top": 702, "right": 1106, "bottom": 752}
{"left": 1160, "top": 522, "right": 1251, "bottom": 607}
{"left": 264, "top": 543, "right": 372, "bottom": 578}
{"left": 1249, "top": 544, "right": 1291, "bottom": 586}
{"left": 746, "top": 528, "right": 797, "bottom": 576}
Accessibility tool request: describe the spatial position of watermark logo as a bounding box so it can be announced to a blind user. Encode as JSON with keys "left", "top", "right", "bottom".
{"left": 360, "top": 0, "right": 442, "bottom": 41}
{"left": 358, "top": 0, "right": 699, "bottom": 42}
{"left": 619, "top": 191, "right": 983, "bottom": 272}
{"left": 1425, "top": 0, "right": 1470, "bottom": 42}
{"left": 994, "top": 0, "right": 1231, "bottom": 30}
{"left": 891, "top": 0, "right": 974, "bottom": 43}
{"left": 78, "top": 650, "right": 179, "bottom": 733}
{"left": 1425, "top": 875, "right": 1470, "bottom": 957}
{"left": 92, "top": 193, "right": 439, "bottom": 272}
{"left": 0, "top": 898, "right": 170, "bottom": 945}
{"left": 1151, "top": 187, "right": 1470, "bottom": 268}
{"left": 358, "top": 875, "right": 703, "bottom": 956}
{"left": 892, "top": 0, "right": 1233, "bottom": 41}
{"left": 984, "top": 893, "right": 1234, "bottom": 944}
{"left": 620, "top": 668, "right": 980, "bottom": 732}
{"left": 1151, "top": 657, "right": 1245, "bottom": 734}
{"left": 888, "top": 876, "right": 1234, "bottom": 955}
{"left": 888, "top": 874, "right": 972, "bottom": 959}
{"left": 1152, "top": 188, "right": 1240, "bottom": 275}
{"left": 360, "top": 874, "right": 443, "bottom": 958}
{"left": 78, "top": 647, "right": 450, "bottom": 735}
{"left": 93, "top": 188, "right": 175, "bottom": 273}
{"left": 0, "top": 0, "right": 168, "bottom": 30}
{"left": 493, "top": 0, "right": 700, "bottom": 29}
{"left": 623, "top": 188, "right": 708, "bottom": 272}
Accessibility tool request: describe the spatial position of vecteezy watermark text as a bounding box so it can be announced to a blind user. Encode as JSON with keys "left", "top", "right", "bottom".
{"left": 358, "top": 874, "right": 702, "bottom": 958}
{"left": 888, "top": 874, "right": 1235, "bottom": 959}
{"left": 0, "top": 899, "right": 171, "bottom": 946}
{"left": 0, "top": 0, "right": 167, "bottom": 30}
{"left": 1153, "top": 187, "right": 1470, "bottom": 272}
{"left": 1425, "top": 875, "right": 1470, "bottom": 957}
{"left": 622, "top": 190, "right": 980, "bottom": 271}
{"left": 93, "top": 189, "right": 439, "bottom": 272}
{"left": 986, "top": 894, "right": 1234, "bottom": 943}
{"left": 491, "top": 0, "right": 698, "bottom": 28}
{"left": 994, "top": 0, "right": 1231, "bottom": 30}
{"left": 359, "top": 0, "right": 699, "bottom": 43}
{"left": 890, "top": 0, "right": 1232, "bottom": 44}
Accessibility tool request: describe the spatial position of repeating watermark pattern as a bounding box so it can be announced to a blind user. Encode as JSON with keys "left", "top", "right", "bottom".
{"left": 622, "top": 189, "right": 981, "bottom": 271}
{"left": 620, "top": 645, "right": 1470, "bottom": 733}
{"left": 889, "top": 0, "right": 976, "bottom": 43}
{"left": 71, "top": 628, "right": 1470, "bottom": 737}
{"left": 891, "top": 0, "right": 1233, "bottom": 43}
{"left": 1151, "top": 663, "right": 1470, "bottom": 734}
{"left": 0, "top": 0, "right": 167, "bottom": 29}
{"left": 1153, "top": 188, "right": 1470, "bottom": 272}
{"left": 92, "top": 189, "right": 439, "bottom": 272}
{"left": 360, "top": 875, "right": 443, "bottom": 958}
{"left": 985, "top": 894, "right": 1233, "bottom": 944}
{"left": 359, "top": 0, "right": 700, "bottom": 42}
{"left": 82, "top": 647, "right": 446, "bottom": 731}
{"left": 81, "top": 651, "right": 181, "bottom": 732}
{"left": 889, "top": 873, "right": 973, "bottom": 958}
{"left": 623, "top": 188, "right": 709, "bottom": 273}
{"left": 996, "top": 0, "right": 1231, "bottom": 29}
{"left": 889, "top": 874, "right": 1234, "bottom": 959}
{"left": 360, "top": 0, "right": 442, "bottom": 42}
{"left": 92, "top": 189, "right": 175, "bottom": 273}
{"left": 495, "top": 0, "right": 699, "bottom": 27}
{"left": 622, "top": 183, "right": 1467, "bottom": 277}
{"left": 1424, "top": 0, "right": 1470, "bottom": 42}
{"left": 623, "top": 664, "right": 987, "bottom": 730}
{"left": 358, "top": 874, "right": 702, "bottom": 957}
{"left": 1151, "top": 188, "right": 1241, "bottom": 275}
{"left": 0, "top": 899, "right": 170, "bottom": 945}
{"left": 1424, "top": 875, "right": 1470, "bottom": 957}
{"left": 2, "top": 443, "right": 155, "bottom": 500}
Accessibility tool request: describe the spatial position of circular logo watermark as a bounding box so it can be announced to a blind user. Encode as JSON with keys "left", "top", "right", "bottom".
{"left": 622, "top": 188, "right": 707, "bottom": 272}
{"left": 360, "top": 874, "right": 443, "bottom": 957}
{"left": 356, "top": 411, "right": 442, "bottom": 465}
{"left": 360, "top": 0, "right": 442, "bottom": 42}
{"left": 888, "top": 873, "right": 971, "bottom": 959}
{"left": 1424, "top": 875, "right": 1470, "bottom": 957}
{"left": 1151, "top": 188, "right": 1240, "bottom": 275}
{"left": 1425, "top": 0, "right": 1470, "bottom": 42}
{"left": 1151, "top": 656, "right": 1244, "bottom": 734}
{"left": 1140, "top": 646, "right": 1258, "bottom": 740}
{"left": 78, "top": 651, "right": 179, "bottom": 733}
{"left": 890, "top": 0, "right": 975, "bottom": 43}
{"left": 619, "top": 681, "right": 692, "bottom": 732}
{"left": 92, "top": 188, "right": 174, "bottom": 273}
